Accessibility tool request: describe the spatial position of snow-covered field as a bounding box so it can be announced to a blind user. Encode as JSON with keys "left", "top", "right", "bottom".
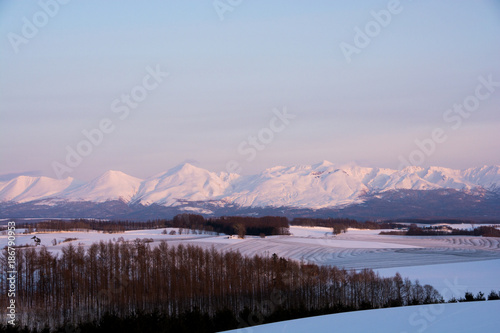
{"left": 220, "top": 300, "right": 500, "bottom": 333}
{"left": 0, "top": 227, "right": 216, "bottom": 255}
{"left": 377, "top": 259, "right": 500, "bottom": 300}
{"left": 2, "top": 226, "right": 499, "bottom": 298}
{"left": 2, "top": 225, "right": 499, "bottom": 332}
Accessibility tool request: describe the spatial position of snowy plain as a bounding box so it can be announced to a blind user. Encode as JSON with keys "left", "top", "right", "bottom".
{"left": 220, "top": 300, "right": 500, "bottom": 333}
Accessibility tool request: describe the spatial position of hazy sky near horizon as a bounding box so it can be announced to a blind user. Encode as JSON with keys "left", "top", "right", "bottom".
{"left": 1, "top": 0, "right": 499, "bottom": 180}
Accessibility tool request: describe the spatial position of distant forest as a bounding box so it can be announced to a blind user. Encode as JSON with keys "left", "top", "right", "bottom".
{"left": 17, "top": 214, "right": 290, "bottom": 237}
{"left": 15, "top": 216, "right": 500, "bottom": 239}
{"left": 380, "top": 224, "right": 500, "bottom": 237}
{"left": 291, "top": 217, "right": 396, "bottom": 234}
{"left": 1, "top": 241, "right": 444, "bottom": 332}
{"left": 173, "top": 214, "right": 290, "bottom": 238}
{"left": 17, "top": 216, "right": 392, "bottom": 237}
{"left": 382, "top": 218, "right": 500, "bottom": 225}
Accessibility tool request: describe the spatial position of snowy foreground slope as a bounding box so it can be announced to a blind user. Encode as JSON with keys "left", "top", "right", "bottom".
{"left": 1, "top": 162, "right": 500, "bottom": 209}
{"left": 220, "top": 301, "right": 500, "bottom": 333}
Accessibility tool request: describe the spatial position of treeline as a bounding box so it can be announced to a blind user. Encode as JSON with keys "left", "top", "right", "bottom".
{"left": 0, "top": 241, "right": 443, "bottom": 331}
{"left": 383, "top": 218, "right": 500, "bottom": 225}
{"left": 16, "top": 215, "right": 290, "bottom": 237}
{"left": 17, "top": 216, "right": 428, "bottom": 238}
{"left": 381, "top": 225, "right": 500, "bottom": 237}
{"left": 18, "top": 219, "right": 170, "bottom": 234}
{"left": 208, "top": 216, "right": 289, "bottom": 237}
{"left": 1, "top": 297, "right": 499, "bottom": 333}
{"left": 162, "top": 214, "right": 290, "bottom": 237}
{"left": 291, "top": 218, "right": 395, "bottom": 234}
{"left": 449, "top": 290, "right": 500, "bottom": 303}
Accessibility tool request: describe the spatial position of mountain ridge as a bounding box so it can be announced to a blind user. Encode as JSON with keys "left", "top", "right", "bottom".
{"left": 1, "top": 162, "right": 500, "bottom": 210}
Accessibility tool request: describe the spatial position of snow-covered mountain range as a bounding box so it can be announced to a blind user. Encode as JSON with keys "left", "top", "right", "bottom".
{"left": 1, "top": 161, "right": 499, "bottom": 210}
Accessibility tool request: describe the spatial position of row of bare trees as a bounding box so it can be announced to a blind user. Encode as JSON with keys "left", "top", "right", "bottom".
{"left": 18, "top": 215, "right": 291, "bottom": 237}
{"left": 0, "top": 241, "right": 442, "bottom": 330}
{"left": 18, "top": 219, "right": 171, "bottom": 234}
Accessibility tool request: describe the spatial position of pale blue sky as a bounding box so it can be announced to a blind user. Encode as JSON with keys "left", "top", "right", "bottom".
{"left": 1, "top": 0, "right": 499, "bottom": 180}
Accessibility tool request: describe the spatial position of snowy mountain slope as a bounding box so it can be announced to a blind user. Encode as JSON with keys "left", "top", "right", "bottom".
{"left": 462, "top": 165, "right": 500, "bottom": 191}
{"left": 0, "top": 176, "right": 76, "bottom": 203}
{"left": 220, "top": 163, "right": 497, "bottom": 209}
{"left": 226, "top": 162, "right": 370, "bottom": 208}
{"left": 372, "top": 166, "right": 474, "bottom": 192}
{"left": 131, "top": 163, "right": 238, "bottom": 206}
{"left": 61, "top": 170, "right": 143, "bottom": 203}
{"left": 0, "top": 162, "right": 499, "bottom": 209}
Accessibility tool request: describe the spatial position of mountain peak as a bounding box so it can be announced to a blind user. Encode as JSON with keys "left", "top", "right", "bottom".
{"left": 315, "top": 160, "right": 333, "bottom": 166}
{"left": 93, "top": 170, "right": 143, "bottom": 184}
{"left": 100, "top": 170, "right": 132, "bottom": 178}
{"left": 62, "top": 170, "right": 143, "bottom": 203}
{"left": 166, "top": 162, "right": 206, "bottom": 176}
{"left": 178, "top": 162, "right": 198, "bottom": 170}
{"left": 400, "top": 165, "right": 425, "bottom": 174}
{"left": 312, "top": 160, "right": 334, "bottom": 170}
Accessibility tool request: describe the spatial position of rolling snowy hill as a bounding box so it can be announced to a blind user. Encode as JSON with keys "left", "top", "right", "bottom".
{"left": 220, "top": 300, "right": 500, "bottom": 333}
